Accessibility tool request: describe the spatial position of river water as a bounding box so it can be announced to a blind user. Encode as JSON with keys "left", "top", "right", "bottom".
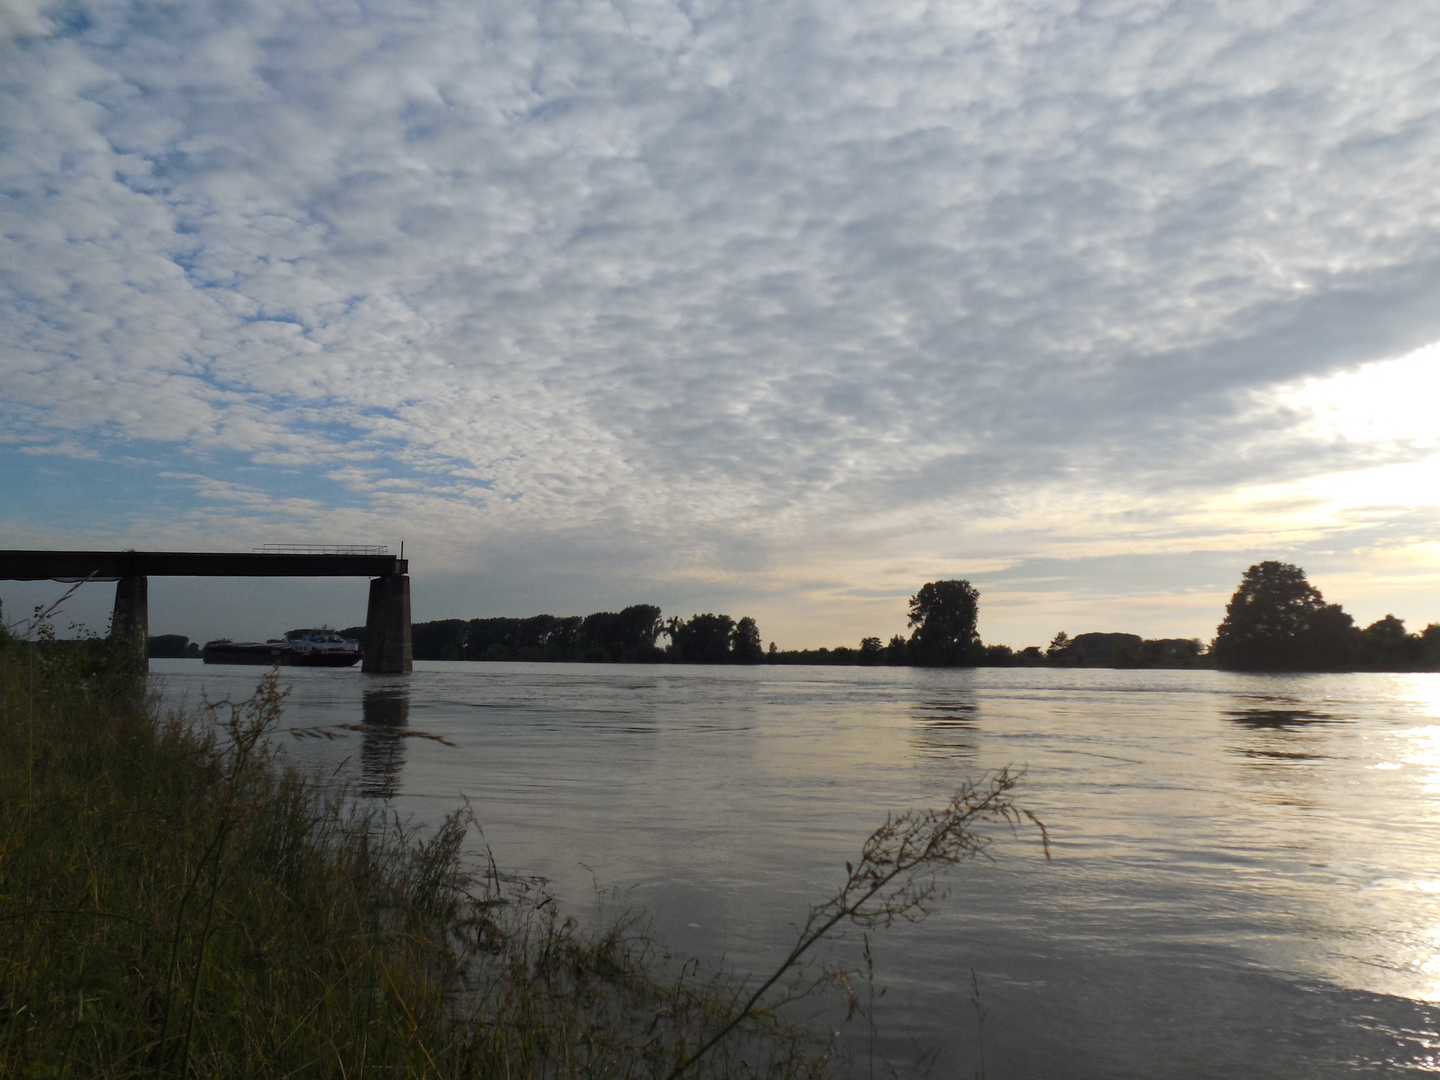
{"left": 150, "top": 661, "right": 1440, "bottom": 1077}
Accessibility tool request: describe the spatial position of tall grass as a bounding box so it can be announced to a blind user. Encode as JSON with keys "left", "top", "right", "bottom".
{"left": 0, "top": 617, "right": 1042, "bottom": 1078}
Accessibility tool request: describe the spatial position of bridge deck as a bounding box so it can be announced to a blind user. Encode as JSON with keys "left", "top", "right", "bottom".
{"left": 0, "top": 550, "right": 406, "bottom": 580}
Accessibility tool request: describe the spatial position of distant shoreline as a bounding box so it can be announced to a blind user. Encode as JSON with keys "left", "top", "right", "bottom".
{"left": 151, "top": 652, "right": 1220, "bottom": 671}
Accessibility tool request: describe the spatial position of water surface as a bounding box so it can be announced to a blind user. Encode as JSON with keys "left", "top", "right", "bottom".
{"left": 152, "top": 662, "right": 1440, "bottom": 1077}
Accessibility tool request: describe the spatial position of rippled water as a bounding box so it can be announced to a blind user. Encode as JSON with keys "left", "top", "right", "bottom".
{"left": 151, "top": 661, "right": 1440, "bottom": 1077}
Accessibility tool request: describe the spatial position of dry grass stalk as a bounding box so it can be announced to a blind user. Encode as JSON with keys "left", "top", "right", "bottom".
{"left": 667, "top": 770, "right": 1048, "bottom": 1078}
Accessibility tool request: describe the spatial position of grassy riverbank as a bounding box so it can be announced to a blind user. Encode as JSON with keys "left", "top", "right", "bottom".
{"left": 2, "top": 616, "right": 1042, "bottom": 1078}
{"left": 0, "top": 629, "right": 842, "bottom": 1078}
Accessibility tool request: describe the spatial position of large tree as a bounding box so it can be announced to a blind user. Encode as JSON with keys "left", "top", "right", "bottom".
{"left": 1211, "top": 561, "right": 1355, "bottom": 671}
{"left": 665, "top": 613, "right": 737, "bottom": 663}
{"left": 580, "top": 604, "right": 664, "bottom": 660}
{"left": 907, "top": 580, "right": 981, "bottom": 666}
{"left": 730, "top": 616, "right": 764, "bottom": 663}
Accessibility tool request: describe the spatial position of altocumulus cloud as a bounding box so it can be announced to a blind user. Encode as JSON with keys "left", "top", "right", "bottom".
{"left": 4, "top": 0, "right": 1440, "bottom": 645}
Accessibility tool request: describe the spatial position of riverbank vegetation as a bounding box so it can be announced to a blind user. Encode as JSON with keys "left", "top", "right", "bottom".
{"left": 142, "top": 578, "right": 1203, "bottom": 670}
{"left": 765, "top": 631, "right": 1208, "bottom": 669}
{"left": 151, "top": 566, "right": 1440, "bottom": 674}
{"left": 314, "top": 580, "right": 1207, "bottom": 670}
{"left": 0, "top": 629, "right": 805, "bottom": 1076}
{"left": 1, "top": 614, "right": 1042, "bottom": 1077}
{"left": 1212, "top": 561, "right": 1440, "bottom": 672}
{"left": 343, "top": 606, "right": 673, "bottom": 664}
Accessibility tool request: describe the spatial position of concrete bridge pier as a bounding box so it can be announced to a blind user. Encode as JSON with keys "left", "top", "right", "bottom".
{"left": 112, "top": 574, "right": 149, "bottom": 672}
{"left": 362, "top": 574, "right": 412, "bottom": 674}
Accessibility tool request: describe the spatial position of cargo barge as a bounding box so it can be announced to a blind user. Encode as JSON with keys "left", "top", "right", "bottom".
{"left": 202, "top": 629, "right": 362, "bottom": 667}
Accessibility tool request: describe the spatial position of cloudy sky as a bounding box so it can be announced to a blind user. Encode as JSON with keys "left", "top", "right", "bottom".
{"left": 3, "top": 0, "right": 1440, "bottom": 648}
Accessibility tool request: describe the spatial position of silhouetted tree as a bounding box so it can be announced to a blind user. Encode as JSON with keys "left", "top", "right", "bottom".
{"left": 617, "top": 604, "right": 664, "bottom": 650}
{"left": 463, "top": 614, "right": 555, "bottom": 660}
{"left": 580, "top": 604, "right": 664, "bottom": 661}
{"left": 1354, "top": 614, "right": 1430, "bottom": 671}
{"left": 580, "top": 611, "right": 625, "bottom": 658}
{"left": 1061, "top": 633, "right": 1143, "bottom": 665}
{"left": 666, "top": 613, "right": 736, "bottom": 663}
{"left": 544, "top": 616, "right": 583, "bottom": 659}
{"left": 1211, "top": 562, "right": 1356, "bottom": 671}
{"left": 907, "top": 580, "right": 981, "bottom": 666}
{"left": 410, "top": 619, "right": 467, "bottom": 661}
{"left": 981, "top": 643, "right": 1017, "bottom": 666}
{"left": 731, "top": 616, "right": 764, "bottom": 663}
{"left": 1141, "top": 638, "right": 1204, "bottom": 665}
{"left": 1422, "top": 625, "right": 1440, "bottom": 671}
{"left": 858, "top": 637, "right": 883, "bottom": 665}
{"left": 1365, "top": 614, "right": 1406, "bottom": 640}
{"left": 884, "top": 635, "right": 908, "bottom": 665}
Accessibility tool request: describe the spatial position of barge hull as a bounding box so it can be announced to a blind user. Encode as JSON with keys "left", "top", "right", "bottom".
{"left": 201, "top": 644, "right": 362, "bottom": 667}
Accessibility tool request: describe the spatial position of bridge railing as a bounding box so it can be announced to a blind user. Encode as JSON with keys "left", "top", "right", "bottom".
{"left": 255, "top": 544, "right": 389, "bottom": 556}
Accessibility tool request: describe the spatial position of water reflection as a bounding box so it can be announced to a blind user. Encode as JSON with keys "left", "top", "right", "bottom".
{"left": 1223, "top": 699, "right": 1349, "bottom": 811}
{"left": 144, "top": 663, "right": 1440, "bottom": 1071}
{"left": 1235, "top": 748, "right": 1328, "bottom": 762}
{"left": 360, "top": 687, "right": 410, "bottom": 799}
{"left": 911, "top": 697, "right": 978, "bottom": 759}
{"left": 1225, "top": 705, "right": 1349, "bottom": 729}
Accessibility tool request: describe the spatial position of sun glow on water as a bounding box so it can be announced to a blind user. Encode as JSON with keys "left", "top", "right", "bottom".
{"left": 1380, "top": 686, "right": 1440, "bottom": 1004}
{"left": 1401, "top": 674, "right": 1440, "bottom": 723}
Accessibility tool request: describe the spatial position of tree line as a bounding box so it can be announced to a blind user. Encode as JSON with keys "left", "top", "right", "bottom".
{"left": 164, "top": 565, "right": 1433, "bottom": 672}
{"left": 339, "top": 606, "right": 765, "bottom": 664}
{"left": 1210, "top": 561, "right": 1440, "bottom": 672}
{"left": 785, "top": 565, "right": 1440, "bottom": 673}
{"left": 359, "top": 582, "right": 1000, "bottom": 667}
{"left": 333, "top": 578, "right": 1211, "bottom": 668}
{"left": 373, "top": 580, "right": 1198, "bottom": 669}
{"left": 767, "top": 580, "right": 1206, "bottom": 668}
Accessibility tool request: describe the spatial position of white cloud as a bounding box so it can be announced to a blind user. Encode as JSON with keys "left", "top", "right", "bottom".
{"left": 4, "top": 0, "right": 1440, "bottom": 643}
{"left": 0, "top": 0, "right": 49, "bottom": 39}
{"left": 18, "top": 440, "right": 98, "bottom": 459}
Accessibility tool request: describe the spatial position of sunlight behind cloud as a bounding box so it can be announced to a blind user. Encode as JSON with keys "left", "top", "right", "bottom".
{"left": 1269, "top": 341, "right": 1440, "bottom": 448}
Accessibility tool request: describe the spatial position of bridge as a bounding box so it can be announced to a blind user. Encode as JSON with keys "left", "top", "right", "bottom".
{"left": 0, "top": 549, "right": 412, "bottom": 674}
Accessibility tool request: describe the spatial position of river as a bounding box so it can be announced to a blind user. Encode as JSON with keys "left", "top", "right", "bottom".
{"left": 150, "top": 661, "right": 1440, "bottom": 1077}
